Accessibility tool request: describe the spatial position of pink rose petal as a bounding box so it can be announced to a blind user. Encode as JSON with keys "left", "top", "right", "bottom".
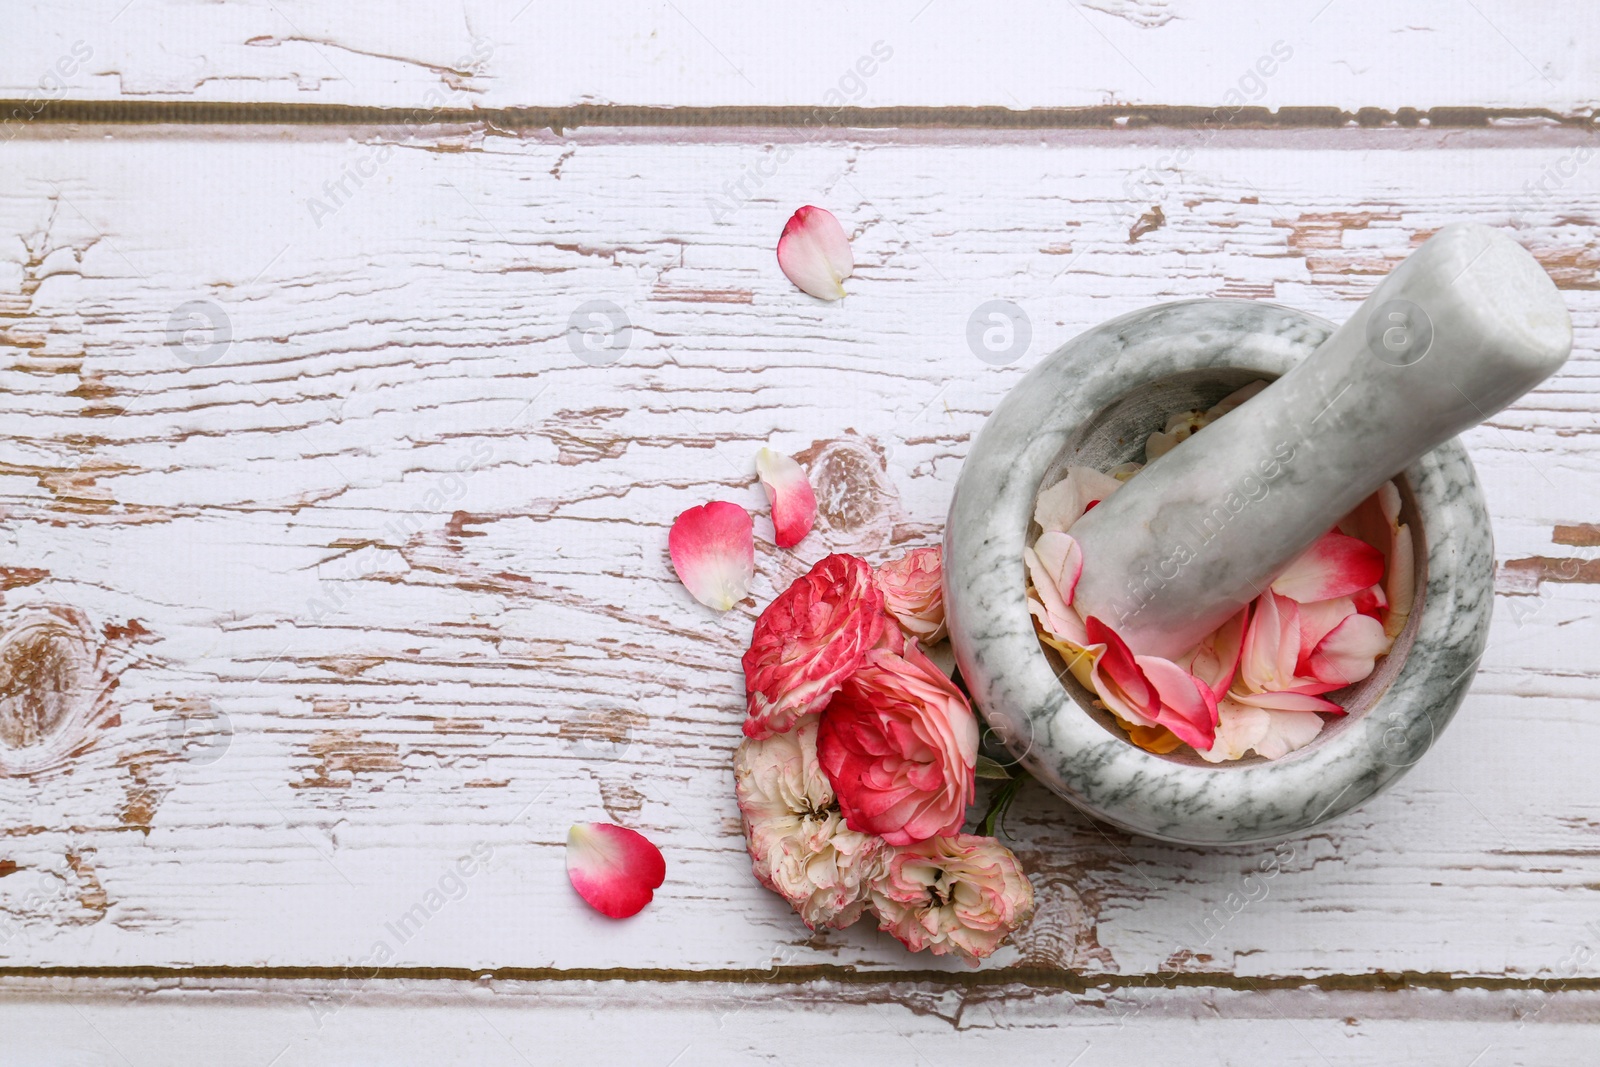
{"left": 1306, "top": 611, "right": 1390, "bottom": 688}
{"left": 1252, "top": 709, "right": 1328, "bottom": 760}
{"left": 1270, "top": 531, "right": 1386, "bottom": 604}
{"left": 1034, "top": 466, "right": 1124, "bottom": 534}
{"left": 755, "top": 448, "right": 818, "bottom": 549}
{"left": 1385, "top": 522, "right": 1416, "bottom": 638}
{"left": 1025, "top": 536, "right": 1088, "bottom": 646}
{"left": 1230, "top": 689, "right": 1344, "bottom": 713}
{"left": 777, "top": 206, "right": 853, "bottom": 301}
{"left": 1188, "top": 605, "right": 1248, "bottom": 701}
{"left": 566, "top": 823, "right": 666, "bottom": 919}
{"left": 1295, "top": 596, "right": 1357, "bottom": 672}
{"left": 1085, "top": 616, "right": 1158, "bottom": 723}
{"left": 1240, "top": 592, "right": 1302, "bottom": 694}
{"left": 669, "top": 501, "right": 754, "bottom": 611}
{"left": 1352, "top": 583, "right": 1388, "bottom": 619}
{"left": 1136, "top": 654, "right": 1219, "bottom": 750}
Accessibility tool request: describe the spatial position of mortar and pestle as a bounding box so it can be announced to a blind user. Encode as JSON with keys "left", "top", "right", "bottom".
{"left": 945, "top": 223, "right": 1572, "bottom": 846}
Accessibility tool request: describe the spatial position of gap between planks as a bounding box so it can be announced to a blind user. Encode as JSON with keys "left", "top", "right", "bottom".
{"left": 0, "top": 965, "right": 1594, "bottom": 995}
{"left": 1, "top": 101, "right": 1596, "bottom": 134}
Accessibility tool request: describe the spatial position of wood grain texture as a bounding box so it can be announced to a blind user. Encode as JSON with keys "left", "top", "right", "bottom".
{"left": 1, "top": 126, "right": 1599, "bottom": 1012}
{"left": 5, "top": 977, "right": 1600, "bottom": 1065}
{"left": 2, "top": 0, "right": 1599, "bottom": 114}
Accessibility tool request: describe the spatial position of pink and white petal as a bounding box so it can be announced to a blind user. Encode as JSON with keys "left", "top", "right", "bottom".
{"left": 1144, "top": 429, "right": 1183, "bottom": 461}
{"left": 566, "top": 823, "right": 667, "bottom": 919}
{"left": 755, "top": 448, "right": 818, "bottom": 549}
{"left": 1352, "top": 583, "right": 1387, "bottom": 619}
{"left": 1307, "top": 611, "right": 1391, "bottom": 688}
{"left": 776, "top": 206, "right": 853, "bottom": 301}
{"left": 1271, "top": 531, "right": 1386, "bottom": 604}
{"left": 1034, "top": 532, "right": 1084, "bottom": 606}
{"left": 1026, "top": 591, "right": 1056, "bottom": 638}
{"left": 1377, "top": 480, "right": 1403, "bottom": 527}
{"left": 1190, "top": 606, "right": 1248, "bottom": 701}
{"left": 1282, "top": 678, "right": 1348, "bottom": 697}
{"left": 1085, "top": 617, "right": 1159, "bottom": 724}
{"left": 1297, "top": 596, "right": 1355, "bottom": 650}
{"left": 1294, "top": 596, "right": 1356, "bottom": 676}
{"left": 1250, "top": 710, "right": 1327, "bottom": 760}
{"left": 1231, "top": 689, "right": 1344, "bottom": 713}
{"left": 1384, "top": 523, "right": 1416, "bottom": 638}
{"left": 668, "top": 501, "right": 754, "bottom": 611}
{"left": 1240, "top": 592, "right": 1301, "bottom": 694}
{"left": 1137, "top": 654, "right": 1218, "bottom": 750}
{"left": 1088, "top": 664, "right": 1159, "bottom": 728}
{"left": 1024, "top": 546, "right": 1069, "bottom": 622}
{"left": 1025, "top": 541, "right": 1088, "bottom": 645}
{"left": 1198, "top": 699, "right": 1271, "bottom": 763}
{"left": 1034, "top": 466, "right": 1124, "bottom": 533}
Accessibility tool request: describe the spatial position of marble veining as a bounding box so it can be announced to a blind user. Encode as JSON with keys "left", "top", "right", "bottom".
{"left": 1068, "top": 223, "right": 1566, "bottom": 659}
{"left": 944, "top": 300, "right": 1494, "bottom": 846}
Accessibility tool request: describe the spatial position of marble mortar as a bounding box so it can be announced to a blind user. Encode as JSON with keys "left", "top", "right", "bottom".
{"left": 944, "top": 299, "right": 1495, "bottom": 846}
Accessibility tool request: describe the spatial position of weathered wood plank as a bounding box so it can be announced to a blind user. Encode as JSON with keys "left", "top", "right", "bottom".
{"left": 3, "top": 0, "right": 1598, "bottom": 114}
{"left": 1, "top": 128, "right": 1599, "bottom": 985}
{"left": 3, "top": 977, "right": 1600, "bottom": 1065}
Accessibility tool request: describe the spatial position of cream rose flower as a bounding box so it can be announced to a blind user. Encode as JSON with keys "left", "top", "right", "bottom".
{"left": 734, "top": 716, "right": 883, "bottom": 929}
{"left": 869, "top": 834, "right": 1035, "bottom": 964}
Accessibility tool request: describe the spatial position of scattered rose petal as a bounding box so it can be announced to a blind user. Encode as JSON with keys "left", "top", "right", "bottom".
{"left": 1271, "top": 530, "right": 1386, "bottom": 604}
{"left": 1086, "top": 617, "right": 1216, "bottom": 749}
{"left": 1305, "top": 611, "right": 1390, "bottom": 688}
{"left": 777, "top": 206, "right": 853, "bottom": 301}
{"left": 1230, "top": 689, "right": 1344, "bottom": 713}
{"left": 1024, "top": 532, "right": 1087, "bottom": 645}
{"left": 1198, "top": 699, "right": 1271, "bottom": 763}
{"left": 1136, "top": 653, "right": 1219, "bottom": 750}
{"left": 1239, "top": 591, "right": 1303, "bottom": 694}
{"left": 1122, "top": 721, "right": 1186, "bottom": 754}
{"left": 755, "top": 447, "right": 818, "bottom": 549}
{"left": 1250, "top": 709, "right": 1327, "bottom": 760}
{"left": 1342, "top": 482, "right": 1414, "bottom": 638}
{"left": 1034, "top": 466, "right": 1124, "bottom": 533}
{"left": 1352, "top": 582, "right": 1388, "bottom": 619}
{"left": 566, "top": 823, "right": 666, "bottom": 919}
{"left": 1143, "top": 382, "right": 1268, "bottom": 461}
{"left": 1084, "top": 616, "right": 1159, "bottom": 727}
{"left": 669, "top": 501, "right": 754, "bottom": 611}
{"left": 1384, "top": 526, "right": 1416, "bottom": 639}
{"left": 1296, "top": 596, "right": 1357, "bottom": 660}
{"left": 1187, "top": 605, "right": 1247, "bottom": 701}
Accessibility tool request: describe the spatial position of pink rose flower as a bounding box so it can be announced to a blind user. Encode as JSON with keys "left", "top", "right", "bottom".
{"left": 869, "top": 834, "right": 1035, "bottom": 964}
{"left": 816, "top": 642, "right": 978, "bottom": 846}
{"left": 743, "top": 554, "right": 885, "bottom": 740}
{"left": 734, "top": 716, "right": 883, "bottom": 929}
{"left": 876, "top": 546, "right": 947, "bottom": 643}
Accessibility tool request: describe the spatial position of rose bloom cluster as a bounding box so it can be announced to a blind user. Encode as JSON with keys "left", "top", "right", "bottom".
{"left": 735, "top": 549, "right": 1035, "bottom": 963}
{"left": 1025, "top": 384, "right": 1416, "bottom": 762}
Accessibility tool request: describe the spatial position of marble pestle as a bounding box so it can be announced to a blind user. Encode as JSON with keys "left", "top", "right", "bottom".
{"left": 1067, "top": 223, "right": 1572, "bottom": 659}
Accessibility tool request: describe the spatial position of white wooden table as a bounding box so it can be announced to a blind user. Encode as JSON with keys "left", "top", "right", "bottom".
{"left": 3, "top": 3, "right": 1599, "bottom": 1062}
